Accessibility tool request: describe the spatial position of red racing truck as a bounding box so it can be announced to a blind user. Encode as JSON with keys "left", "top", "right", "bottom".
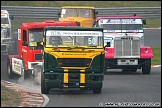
{"left": 7, "top": 20, "right": 79, "bottom": 83}
{"left": 93, "top": 15, "right": 153, "bottom": 74}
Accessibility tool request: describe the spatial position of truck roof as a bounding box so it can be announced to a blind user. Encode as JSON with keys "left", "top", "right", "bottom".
{"left": 1, "top": 10, "right": 9, "bottom": 14}
{"left": 61, "top": 6, "right": 95, "bottom": 9}
{"left": 96, "top": 16, "right": 142, "bottom": 20}
{"left": 21, "top": 20, "right": 77, "bottom": 29}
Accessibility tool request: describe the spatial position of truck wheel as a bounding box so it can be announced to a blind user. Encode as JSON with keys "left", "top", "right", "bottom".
{"left": 7, "top": 61, "right": 14, "bottom": 79}
{"left": 41, "top": 72, "right": 49, "bottom": 94}
{"left": 93, "top": 88, "right": 102, "bottom": 94}
{"left": 142, "top": 59, "right": 151, "bottom": 74}
{"left": 104, "top": 59, "right": 107, "bottom": 74}
{"left": 104, "top": 63, "right": 107, "bottom": 74}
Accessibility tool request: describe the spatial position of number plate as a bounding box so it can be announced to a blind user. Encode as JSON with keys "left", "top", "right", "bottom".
{"left": 117, "top": 59, "right": 138, "bottom": 65}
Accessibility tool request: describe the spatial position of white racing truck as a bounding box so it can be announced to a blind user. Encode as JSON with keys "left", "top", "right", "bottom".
{"left": 1, "top": 10, "right": 14, "bottom": 59}
{"left": 93, "top": 15, "right": 153, "bottom": 74}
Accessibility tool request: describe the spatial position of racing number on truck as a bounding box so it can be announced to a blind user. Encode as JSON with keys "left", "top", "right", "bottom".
{"left": 88, "top": 37, "right": 96, "bottom": 45}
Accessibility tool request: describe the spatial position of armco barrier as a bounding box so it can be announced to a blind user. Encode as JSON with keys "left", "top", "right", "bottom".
{"left": 1, "top": 6, "right": 161, "bottom": 19}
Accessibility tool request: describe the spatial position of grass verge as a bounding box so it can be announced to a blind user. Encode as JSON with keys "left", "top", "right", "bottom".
{"left": 1, "top": 85, "right": 22, "bottom": 107}
{"left": 152, "top": 48, "right": 161, "bottom": 65}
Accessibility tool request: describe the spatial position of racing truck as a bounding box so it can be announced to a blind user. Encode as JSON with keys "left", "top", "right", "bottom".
{"left": 1, "top": 10, "right": 14, "bottom": 58}
{"left": 40, "top": 26, "right": 105, "bottom": 94}
{"left": 93, "top": 15, "right": 153, "bottom": 74}
{"left": 58, "top": 6, "right": 98, "bottom": 27}
{"left": 7, "top": 20, "right": 79, "bottom": 83}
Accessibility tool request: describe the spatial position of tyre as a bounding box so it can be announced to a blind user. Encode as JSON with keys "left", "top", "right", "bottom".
{"left": 7, "top": 61, "right": 14, "bottom": 79}
{"left": 41, "top": 72, "right": 49, "bottom": 94}
{"left": 142, "top": 59, "right": 151, "bottom": 74}
{"left": 1, "top": 55, "right": 8, "bottom": 61}
{"left": 104, "top": 59, "right": 107, "bottom": 74}
{"left": 93, "top": 88, "right": 102, "bottom": 94}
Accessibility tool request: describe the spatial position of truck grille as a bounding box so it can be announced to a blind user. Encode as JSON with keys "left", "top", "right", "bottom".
{"left": 114, "top": 36, "right": 140, "bottom": 58}
{"left": 34, "top": 54, "right": 42, "bottom": 60}
{"left": 57, "top": 58, "right": 92, "bottom": 67}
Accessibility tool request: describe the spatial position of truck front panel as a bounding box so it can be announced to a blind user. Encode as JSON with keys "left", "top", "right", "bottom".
{"left": 43, "top": 50, "right": 104, "bottom": 89}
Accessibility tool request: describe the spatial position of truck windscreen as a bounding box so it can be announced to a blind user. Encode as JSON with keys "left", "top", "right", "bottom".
{"left": 1, "top": 18, "right": 9, "bottom": 24}
{"left": 28, "top": 29, "right": 43, "bottom": 43}
{"left": 45, "top": 30, "right": 103, "bottom": 47}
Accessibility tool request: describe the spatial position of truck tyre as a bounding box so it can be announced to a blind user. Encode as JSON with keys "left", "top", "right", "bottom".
{"left": 104, "top": 59, "right": 107, "bottom": 74}
{"left": 7, "top": 60, "right": 14, "bottom": 79}
{"left": 93, "top": 88, "right": 102, "bottom": 94}
{"left": 104, "top": 62, "right": 107, "bottom": 74}
{"left": 2, "top": 55, "right": 8, "bottom": 61}
{"left": 41, "top": 72, "right": 49, "bottom": 94}
{"left": 142, "top": 59, "right": 151, "bottom": 74}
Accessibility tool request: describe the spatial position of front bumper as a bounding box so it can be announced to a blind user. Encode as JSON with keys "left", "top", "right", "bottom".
{"left": 28, "top": 61, "right": 42, "bottom": 69}
{"left": 43, "top": 72, "right": 103, "bottom": 89}
{"left": 105, "top": 58, "right": 149, "bottom": 69}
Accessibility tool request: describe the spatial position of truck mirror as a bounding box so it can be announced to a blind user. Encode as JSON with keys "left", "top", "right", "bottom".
{"left": 92, "top": 20, "right": 96, "bottom": 27}
{"left": 22, "top": 41, "right": 28, "bottom": 46}
{"left": 37, "top": 42, "right": 43, "bottom": 48}
{"left": 142, "top": 19, "right": 146, "bottom": 25}
{"left": 95, "top": 11, "right": 98, "bottom": 14}
{"left": 58, "top": 11, "right": 61, "bottom": 16}
{"left": 9, "top": 14, "right": 14, "bottom": 20}
{"left": 105, "top": 42, "right": 110, "bottom": 47}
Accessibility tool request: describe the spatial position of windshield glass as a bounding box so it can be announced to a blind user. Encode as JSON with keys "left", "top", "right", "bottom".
{"left": 61, "top": 8, "right": 91, "bottom": 18}
{"left": 45, "top": 30, "right": 103, "bottom": 47}
{"left": 28, "top": 29, "right": 43, "bottom": 43}
{"left": 1, "top": 18, "right": 9, "bottom": 24}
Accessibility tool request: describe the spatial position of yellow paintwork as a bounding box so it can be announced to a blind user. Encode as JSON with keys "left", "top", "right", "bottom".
{"left": 80, "top": 73, "right": 85, "bottom": 83}
{"left": 44, "top": 47, "right": 104, "bottom": 88}
{"left": 59, "top": 6, "right": 95, "bottom": 27}
{"left": 64, "top": 73, "right": 68, "bottom": 83}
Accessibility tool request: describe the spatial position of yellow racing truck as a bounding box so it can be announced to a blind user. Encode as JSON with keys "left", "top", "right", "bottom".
{"left": 41, "top": 26, "right": 105, "bottom": 94}
{"left": 58, "top": 6, "right": 98, "bottom": 27}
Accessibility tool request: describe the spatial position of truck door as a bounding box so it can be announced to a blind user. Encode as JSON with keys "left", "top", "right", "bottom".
{"left": 22, "top": 30, "right": 28, "bottom": 68}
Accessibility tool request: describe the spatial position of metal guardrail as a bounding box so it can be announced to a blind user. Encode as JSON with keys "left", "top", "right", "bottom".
{"left": 1, "top": 6, "right": 161, "bottom": 19}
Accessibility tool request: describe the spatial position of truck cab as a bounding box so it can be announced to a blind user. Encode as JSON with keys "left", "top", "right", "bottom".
{"left": 93, "top": 15, "right": 153, "bottom": 74}
{"left": 58, "top": 6, "right": 98, "bottom": 27}
{"left": 1, "top": 10, "right": 14, "bottom": 57}
{"left": 41, "top": 26, "right": 105, "bottom": 94}
{"left": 7, "top": 20, "right": 78, "bottom": 83}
